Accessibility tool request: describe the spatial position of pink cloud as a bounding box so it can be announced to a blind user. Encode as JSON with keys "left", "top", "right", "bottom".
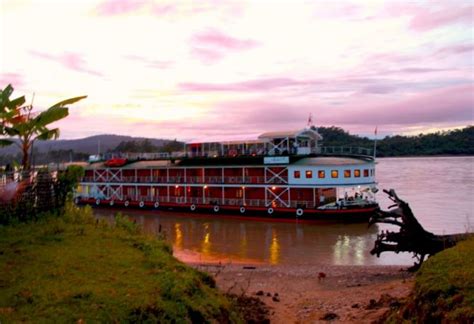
{"left": 29, "top": 51, "right": 103, "bottom": 77}
{"left": 52, "top": 85, "right": 473, "bottom": 141}
{"left": 96, "top": 0, "right": 147, "bottom": 16}
{"left": 410, "top": 5, "right": 473, "bottom": 31}
{"left": 192, "top": 30, "right": 259, "bottom": 50}
{"left": 194, "top": 84, "right": 474, "bottom": 132}
{"left": 0, "top": 73, "right": 24, "bottom": 88}
{"left": 180, "top": 78, "right": 316, "bottom": 92}
{"left": 384, "top": 3, "right": 473, "bottom": 31}
{"left": 189, "top": 48, "right": 225, "bottom": 65}
{"left": 179, "top": 74, "right": 471, "bottom": 97}
{"left": 190, "top": 29, "right": 259, "bottom": 63}
{"left": 435, "top": 44, "right": 474, "bottom": 58}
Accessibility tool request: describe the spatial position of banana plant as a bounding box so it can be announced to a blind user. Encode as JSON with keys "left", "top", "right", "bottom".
{"left": 0, "top": 84, "right": 86, "bottom": 170}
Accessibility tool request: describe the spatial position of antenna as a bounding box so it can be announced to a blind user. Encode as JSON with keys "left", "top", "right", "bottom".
{"left": 307, "top": 113, "right": 314, "bottom": 128}
{"left": 373, "top": 126, "right": 378, "bottom": 160}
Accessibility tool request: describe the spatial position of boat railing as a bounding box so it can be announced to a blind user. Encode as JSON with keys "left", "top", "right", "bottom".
{"left": 289, "top": 200, "right": 316, "bottom": 208}
{"left": 80, "top": 175, "right": 280, "bottom": 185}
{"left": 76, "top": 193, "right": 324, "bottom": 210}
{"left": 319, "top": 146, "right": 373, "bottom": 158}
{"left": 88, "top": 145, "right": 373, "bottom": 164}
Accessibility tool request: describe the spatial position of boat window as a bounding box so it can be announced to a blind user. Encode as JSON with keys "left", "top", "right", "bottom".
{"left": 344, "top": 170, "right": 351, "bottom": 178}
{"left": 306, "top": 170, "right": 313, "bottom": 178}
{"left": 354, "top": 169, "right": 360, "bottom": 177}
{"left": 318, "top": 170, "right": 325, "bottom": 178}
{"left": 331, "top": 170, "right": 338, "bottom": 178}
{"left": 363, "top": 169, "right": 369, "bottom": 177}
{"left": 294, "top": 170, "right": 301, "bottom": 179}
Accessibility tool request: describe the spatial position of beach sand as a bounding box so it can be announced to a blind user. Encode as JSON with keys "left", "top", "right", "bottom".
{"left": 175, "top": 250, "right": 413, "bottom": 323}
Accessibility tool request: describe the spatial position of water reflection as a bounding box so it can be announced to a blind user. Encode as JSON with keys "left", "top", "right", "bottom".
{"left": 269, "top": 229, "right": 280, "bottom": 265}
{"left": 96, "top": 209, "right": 386, "bottom": 265}
{"left": 333, "top": 235, "right": 367, "bottom": 265}
{"left": 174, "top": 223, "right": 182, "bottom": 250}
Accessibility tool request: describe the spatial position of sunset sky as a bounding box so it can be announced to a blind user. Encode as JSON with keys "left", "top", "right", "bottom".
{"left": 1, "top": 0, "right": 473, "bottom": 141}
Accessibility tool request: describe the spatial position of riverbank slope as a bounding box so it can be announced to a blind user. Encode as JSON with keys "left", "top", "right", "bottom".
{"left": 0, "top": 206, "right": 241, "bottom": 322}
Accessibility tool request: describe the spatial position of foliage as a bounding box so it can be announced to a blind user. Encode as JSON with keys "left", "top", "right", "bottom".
{"left": 383, "top": 237, "right": 474, "bottom": 323}
{"left": 0, "top": 166, "right": 84, "bottom": 225}
{"left": 55, "top": 165, "right": 85, "bottom": 208}
{"left": 317, "top": 125, "right": 474, "bottom": 157}
{"left": 0, "top": 204, "right": 242, "bottom": 323}
{"left": 161, "top": 139, "right": 184, "bottom": 153}
{"left": 0, "top": 84, "right": 86, "bottom": 170}
{"left": 111, "top": 138, "right": 185, "bottom": 154}
{"left": 112, "top": 139, "right": 159, "bottom": 153}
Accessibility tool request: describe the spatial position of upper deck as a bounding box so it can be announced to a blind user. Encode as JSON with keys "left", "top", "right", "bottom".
{"left": 88, "top": 127, "right": 374, "bottom": 164}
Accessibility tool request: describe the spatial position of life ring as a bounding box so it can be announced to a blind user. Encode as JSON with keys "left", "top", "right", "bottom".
{"left": 267, "top": 207, "right": 274, "bottom": 215}
{"left": 109, "top": 200, "right": 114, "bottom": 206}
{"left": 139, "top": 201, "right": 145, "bottom": 208}
{"left": 124, "top": 200, "right": 130, "bottom": 207}
{"left": 190, "top": 204, "right": 196, "bottom": 211}
{"left": 213, "top": 205, "right": 220, "bottom": 213}
{"left": 296, "top": 208, "right": 304, "bottom": 217}
{"left": 154, "top": 201, "right": 160, "bottom": 208}
{"left": 95, "top": 199, "right": 101, "bottom": 205}
{"left": 239, "top": 206, "right": 246, "bottom": 214}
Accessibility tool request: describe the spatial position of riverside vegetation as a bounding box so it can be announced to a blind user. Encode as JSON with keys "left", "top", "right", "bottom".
{"left": 381, "top": 237, "right": 474, "bottom": 323}
{"left": 0, "top": 203, "right": 244, "bottom": 323}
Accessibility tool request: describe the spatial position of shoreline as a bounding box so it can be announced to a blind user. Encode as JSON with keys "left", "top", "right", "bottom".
{"left": 175, "top": 250, "right": 414, "bottom": 323}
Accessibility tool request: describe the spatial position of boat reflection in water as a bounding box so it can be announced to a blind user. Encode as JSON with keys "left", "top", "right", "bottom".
{"left": 96, "top": 208, "right": 414, "bottom": 266}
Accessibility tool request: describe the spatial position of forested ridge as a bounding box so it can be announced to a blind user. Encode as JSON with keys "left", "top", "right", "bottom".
{"left": 1, "top": 126, "right": 472, "bottom": 165}
{"left": 317, "top": 125, "right": 473, "bottom": 157}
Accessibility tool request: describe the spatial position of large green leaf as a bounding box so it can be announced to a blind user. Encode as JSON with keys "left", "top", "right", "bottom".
{"left": 0, "top": 138, "right": 14, "bottom": 146}
{"left": 0, "top": 84, "right": 14, "bottom": 103}
{"left": 49, "top": 95, "right": 87, "bottom": 109}
{"left": 3, "top": 126, "right": 21, "bottom": 136}
{"left": 36, "top": 128, "right": 60, "bottom": 141}
{"left": 7, "top": 96, "right": 26, "bottom": 110}
{"left": 34, "top": 106, "right": 69, "bottom": 126}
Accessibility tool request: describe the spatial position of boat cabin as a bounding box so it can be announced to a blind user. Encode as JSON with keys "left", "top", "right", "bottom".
{"left": 186, "top": 128, "right": 322, "bottom": 158}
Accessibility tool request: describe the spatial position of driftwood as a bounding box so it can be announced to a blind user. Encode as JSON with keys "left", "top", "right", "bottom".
{"left": 369, "top": 189, "right": 472, "bottom": 271}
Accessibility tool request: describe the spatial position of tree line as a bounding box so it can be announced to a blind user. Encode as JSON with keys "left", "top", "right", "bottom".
{"left": 110, "top": 139, "right": 184, "bottom": 154}
{"left": 317, "top": 125, "right": 474, "bottom": 157}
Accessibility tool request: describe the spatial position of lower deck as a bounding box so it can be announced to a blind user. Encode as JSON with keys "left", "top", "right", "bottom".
{"left": 75, "top": 183, "right": 377, "bottom": 220}
{"left": 77, "top": 183, "right": 339, "bottom": 209}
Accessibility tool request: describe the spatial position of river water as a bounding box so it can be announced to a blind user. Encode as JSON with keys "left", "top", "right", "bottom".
{"left": 94, "top": 156, "right": 474, "bottom": 266}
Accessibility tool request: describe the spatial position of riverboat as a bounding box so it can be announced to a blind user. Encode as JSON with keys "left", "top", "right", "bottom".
{"left": 75, "top": 128, "right": 379, "bottom": 221}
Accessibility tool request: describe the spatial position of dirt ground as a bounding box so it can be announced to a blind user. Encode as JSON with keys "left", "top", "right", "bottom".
{"left": 175, "top": 250, "right": 413, "bottom": 323}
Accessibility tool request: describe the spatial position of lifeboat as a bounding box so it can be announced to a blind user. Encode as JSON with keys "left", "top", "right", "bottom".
{"left": 104, "top": 158, "right": 127, "bottom": 167}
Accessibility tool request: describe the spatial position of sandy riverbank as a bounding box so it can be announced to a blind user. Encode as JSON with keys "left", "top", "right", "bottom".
{"left": 175, "top": 250, "right": 414, "bottom": 323}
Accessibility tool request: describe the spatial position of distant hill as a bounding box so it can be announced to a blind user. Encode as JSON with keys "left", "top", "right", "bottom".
{"left": 1, "top": 126, "right": 472, "bottom": 166}
{"left": 0, "top": 134, "right": 170, "bottom": 156}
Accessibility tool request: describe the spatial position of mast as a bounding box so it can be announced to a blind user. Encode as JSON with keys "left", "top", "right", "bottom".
{"left": 373, "top": 126, "right": 377, "bottom": 160}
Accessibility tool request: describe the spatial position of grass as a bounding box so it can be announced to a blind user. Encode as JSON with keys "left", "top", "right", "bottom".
{"left": 384, "top": 237, "right": 474, "bottom": 323}
{"left": 0, "top": 203, "right": 241, "bottom": 323}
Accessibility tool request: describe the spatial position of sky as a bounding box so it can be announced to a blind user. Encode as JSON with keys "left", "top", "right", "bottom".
{"left": 0, "top": 0, "right": 473, "bottom": 142}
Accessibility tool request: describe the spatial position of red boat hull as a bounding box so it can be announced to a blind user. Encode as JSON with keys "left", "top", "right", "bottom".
{"left": 76, "top": 197, "right": 377, "bottom": 222}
